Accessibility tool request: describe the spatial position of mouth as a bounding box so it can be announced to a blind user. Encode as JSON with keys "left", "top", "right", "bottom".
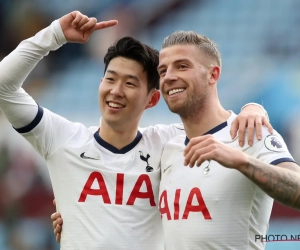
{"left": 167, "top": 88, "right": 186, "bottom": 96}
{"left": 106, "top": 101, "right": 125, "bottom": 109}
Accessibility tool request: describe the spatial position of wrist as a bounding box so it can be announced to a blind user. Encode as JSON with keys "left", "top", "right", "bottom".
{"left": 53, "top": 20, "right": 68, "bottom": 46}
{"left": 234, "top": 151, "right": 250, "bottom": 172}
{"left": 241, "top": 103, "right": 269, "bottom": 121}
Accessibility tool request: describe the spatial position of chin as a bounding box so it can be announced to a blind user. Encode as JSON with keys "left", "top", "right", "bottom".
{"left": 102, "top": 113, "right": 121, "bottom": 122}
{"left": 105, "top": 119, "right": 124, "bottom": 129}
{"left": 167, "top": 105, "right": 181, "bottom": 115}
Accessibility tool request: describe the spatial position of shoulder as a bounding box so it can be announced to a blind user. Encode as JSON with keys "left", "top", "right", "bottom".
{"left": 166, "top": 134, "right": 186, "bottom": 144}
{"left": 43, "top": 109, "right": 97, "bottom": 138}
{"left": 139, "top": 123, "right": 185, "bottom": 144}
{"left": 241, "top": 127, "right": 294, "bottom": 164}
{"left": 160, "top": 135, "right": 186, "bottom": 164}
{"left": 238, "top": 126, "right": 277, "bottom": 150}
{"left": 261, "top": 129, "right": 289, "bottom": 153}
{"left": 88, "top": 125, "right": 99, "bottom": 134}
{"left": 164, "top": 134, "right": 186, "bottom": 151}
{"left": 249, "top": 126, "right": 285, "bottom": 150}
{"left": 139, "top": 123, "right": 184, "bottom": 133}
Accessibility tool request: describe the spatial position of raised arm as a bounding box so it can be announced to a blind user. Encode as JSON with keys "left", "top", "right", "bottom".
{"left": 0, "top": 11, "right": 117, "bottom": 128}
{"left": 0, "top": 13, "right": 67, "bottom": 128}
{"left": 0, "top": 11, "right": 117, "bottom": 157}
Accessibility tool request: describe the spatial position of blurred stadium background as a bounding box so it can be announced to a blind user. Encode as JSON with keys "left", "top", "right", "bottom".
{"left": 0, "top": 0, "right": 299, "bottom": 249}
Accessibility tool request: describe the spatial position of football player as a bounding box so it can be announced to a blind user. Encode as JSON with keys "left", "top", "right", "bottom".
{"left": 158, "top": 31, "right": 299, "bottom": 250}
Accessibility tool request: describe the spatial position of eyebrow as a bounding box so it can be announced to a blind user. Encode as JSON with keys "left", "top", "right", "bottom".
{"left": 106, "top": 70, "right": 140, "bottom": 82}
{"left": 157, "top": 58, "right": 191, "bottom": 71}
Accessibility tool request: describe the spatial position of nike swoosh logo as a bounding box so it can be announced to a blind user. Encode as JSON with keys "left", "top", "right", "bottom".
{"left": 163, "top": 165, "right": 172, "bottom": 173}
{"left": 80, "top": 152, "right": 99, "bottom": 160}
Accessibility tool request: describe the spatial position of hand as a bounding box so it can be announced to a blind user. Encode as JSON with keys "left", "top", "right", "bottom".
{"left": 51, "top": 199, "right": 63, "bottom": 243}
{"left": 230, "top": 104, "right": 273, "bottom": 147}
{"left": 59, "top": 11, "right": 118, "bottom": 43}
{"left": 183, "top": 135, "right": 247, "bottom": 168}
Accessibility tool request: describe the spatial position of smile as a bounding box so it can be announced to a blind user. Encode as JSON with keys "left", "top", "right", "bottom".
{"left": 107, "top": 101, "right": 125, "bottom": 109}
{"left": 168, "top": 88, "right": 186, "bottom": 96}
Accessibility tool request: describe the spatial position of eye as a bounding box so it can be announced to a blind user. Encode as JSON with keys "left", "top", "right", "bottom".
{"left": 126, "top": 82, "right": 135, "bottom": 86}
{"left": 106, "top": 77, "right": 114, "bottom": 82}
{"left": 159, "top": 69, "right": 166, "bottom": 76}
{"left": 178, "top": 64, "right": 187, "bottom": 69}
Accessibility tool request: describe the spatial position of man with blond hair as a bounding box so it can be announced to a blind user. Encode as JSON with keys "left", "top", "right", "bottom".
{"left": 158, "top": 31, "right": 299, "bottom": 250}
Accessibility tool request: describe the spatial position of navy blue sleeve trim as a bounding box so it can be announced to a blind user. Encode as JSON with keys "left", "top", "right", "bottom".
{"left": 14, "top": 106, "right": 44, "bottom": 133}
{"left": 270, "top": 158, "right": 295, "bottom": 166}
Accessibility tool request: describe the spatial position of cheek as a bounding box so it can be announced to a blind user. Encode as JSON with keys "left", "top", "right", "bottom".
{"left": 98, "top": 90, "right": 103, "bottom": 103}
{"left": 134, "top": 96, "right": 147, "bottom": 107}
{"left": 159, "top": 80, "right": 164, "bottom": 90}
{"left": 98, "top": 84, "right": 107, "bottom": 99}
{"left": 132, "top": 94, "right": 151, "bottom": 111}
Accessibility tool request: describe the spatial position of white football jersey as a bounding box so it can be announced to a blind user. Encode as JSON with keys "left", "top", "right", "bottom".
{"left": 16, "top": 106, "right": 184, "bottom": 250}
{"left": 159, "top": 112, "right": 295, "bottom": 250}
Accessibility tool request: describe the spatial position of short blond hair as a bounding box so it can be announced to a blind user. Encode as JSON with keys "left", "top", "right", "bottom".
{"left": 162, "top": 31, "right": 222, "bottom": 68}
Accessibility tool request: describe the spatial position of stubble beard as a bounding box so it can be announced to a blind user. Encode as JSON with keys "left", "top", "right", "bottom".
{"left": 168, "top": 90, "right": 207, "bottom": 120}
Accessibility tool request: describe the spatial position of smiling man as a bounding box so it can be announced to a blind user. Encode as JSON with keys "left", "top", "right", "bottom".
{"left": 157, "top": 31, "right": 299, "bottom": 250}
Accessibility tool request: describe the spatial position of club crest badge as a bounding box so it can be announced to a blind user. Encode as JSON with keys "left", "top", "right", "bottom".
{"left": 264, "top": 135, "right": 286, "bottom": 152}
{"left": 139, "top": 151, "right": 154, "bottom": 172}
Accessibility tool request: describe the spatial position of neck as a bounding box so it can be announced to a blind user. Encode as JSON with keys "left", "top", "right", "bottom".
{"left": 99, "top": 120, "right": 139, "bottom": 150}
{"left": 181, "top": 99, "right": 230, "bottom": 139}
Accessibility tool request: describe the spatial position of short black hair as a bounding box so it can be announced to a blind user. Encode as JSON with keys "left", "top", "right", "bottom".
{"left": 104, "top": 37, "right": 159, "bottom": 92}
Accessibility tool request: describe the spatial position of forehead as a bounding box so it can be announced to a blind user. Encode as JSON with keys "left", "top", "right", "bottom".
{"left": 106, "top": 57, "right": 146, "bottom": 78}
{"left": 159, "top": 45, "right": 200, "bottom": 64}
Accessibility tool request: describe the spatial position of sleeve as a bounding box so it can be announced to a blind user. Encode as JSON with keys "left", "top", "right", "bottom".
{"left": 17, "top": 107, "right": 79, "bottom": 159}
{"left": 0, "top": 19, "right": 72, "bottom": 159}
{"left": 0, "top": 19, "right": 66, "bottom": 128}
{"left": 253, "top": 129, "right": 295, "bottom": 165}
{"left": 240, "top": 102, "right": 270, "bottom": 121}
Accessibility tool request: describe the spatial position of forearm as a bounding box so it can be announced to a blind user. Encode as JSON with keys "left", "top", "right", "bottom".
{"left": 240, "top": 157, "right": 300, "bottom": 210}
{"left": 0, "top": 19, "right": 66, "bottom": 92}
{"left": 0, "top": 20, "right": 66, "bottom": 127}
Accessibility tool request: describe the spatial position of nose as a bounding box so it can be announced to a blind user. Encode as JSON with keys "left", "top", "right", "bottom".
{"left": 163, "top": 68, "right": 177, "bottom": 84}
{"left": 110, "top": 83, "right": 124, "bottom": 97}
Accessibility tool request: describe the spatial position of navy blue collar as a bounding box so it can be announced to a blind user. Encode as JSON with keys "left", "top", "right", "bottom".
{"left": 184, "top": 121, "right": 228, "bottom": 146}
{"left": 94, "top": 130, "right": 142, "bottom": 154}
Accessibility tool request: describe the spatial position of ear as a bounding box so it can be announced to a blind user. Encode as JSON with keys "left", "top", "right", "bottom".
{"left": 209, "top": 66, "right": 221, "bottom": 85}
{"left": 145, "top": 90, "right": 160, "bottom": 110}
